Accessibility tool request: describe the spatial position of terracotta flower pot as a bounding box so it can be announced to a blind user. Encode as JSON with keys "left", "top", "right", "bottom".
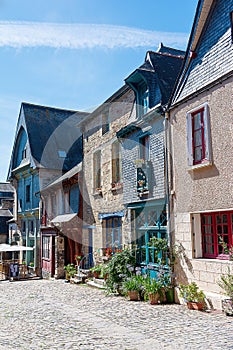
{"left": 186, "top": 301, "right": 204, "bottom": 311}
{"left": 148, "top": 292, "right": 160, "bottom": 305}
{"left": 128, "top": 290, "right": 139, "bottom": 301}
{"left": 93, "top": 271, "right": 100, "bottom": 278}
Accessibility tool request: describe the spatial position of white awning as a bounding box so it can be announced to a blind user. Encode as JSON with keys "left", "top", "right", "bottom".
{"left": 0, "top": 244, "right": 34, "bottom": 252}
{"left": 51, "top": 213, "right": 77, "bottom": 223}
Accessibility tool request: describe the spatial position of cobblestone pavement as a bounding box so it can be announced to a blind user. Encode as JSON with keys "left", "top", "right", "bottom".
{"left": 0, "top": 279, "right": 232, "bottom": 350}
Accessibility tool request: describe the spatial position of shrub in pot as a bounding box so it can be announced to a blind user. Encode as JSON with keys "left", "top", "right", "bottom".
{"left": 90, "top": 264, "right": 103, "bottom": 278}
{"left": 179, "top": 282, "right": 205, "bottom": 310}
{"left": 105, "top": 249, "right": 136, "bottom": 295}
{"left": 145, "top": 278, "right": 163, "bottom": 305}
{"left": 64, "top": 263, "right": 76, "bottom": 281}
{"left": 122, "top": 275, "right": 142, "bottom": 301}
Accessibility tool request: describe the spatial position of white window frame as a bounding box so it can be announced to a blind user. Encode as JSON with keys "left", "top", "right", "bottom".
{"left": 186, "top": 102, "right": 212, "bottom": 169}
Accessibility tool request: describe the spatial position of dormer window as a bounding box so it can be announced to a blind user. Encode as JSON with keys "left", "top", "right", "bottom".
{"left": 138, "top": 82, "right": 149, "bottom": 117}
{"left": 26, "top": 185, "right": 30, "bottom": 202}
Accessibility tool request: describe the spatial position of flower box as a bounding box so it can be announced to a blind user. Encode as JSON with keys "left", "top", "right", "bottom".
{"left": 217, "top": 254, "right": 230, "bottom": 260}
{"left": 111, "top": 182, "right": 123, "bottom": 191}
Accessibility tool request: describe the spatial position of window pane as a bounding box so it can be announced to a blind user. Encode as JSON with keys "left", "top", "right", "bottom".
{"left": 194, "top": 129, "right": 202, "bottom": 146}
{"left": 202, "top": 211, "right": 233, "bottom": 258}
{"left": 223, "top": 214, "right": 228, "bottom": 223}
{"left": 194, "top": 147, "right": 203, "bottom": 162}
{"left": 193, "top": 112, "right": 202, "bottom": 130}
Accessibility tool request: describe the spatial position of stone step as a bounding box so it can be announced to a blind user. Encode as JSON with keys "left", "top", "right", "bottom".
{"left": 86, "top": 278, "right": 106, "bottom": 289}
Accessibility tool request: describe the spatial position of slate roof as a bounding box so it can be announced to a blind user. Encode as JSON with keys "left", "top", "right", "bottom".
{"left": 0, "top": 209, "right": 13, "bottom": 217}
{"left": 0, "top": 183, "right": 14, "bottom": 193}
{"left": 8, "top": 103, "right": 89, "bottom": 177}
{"left": 41, "top": 162, "right": 82, "bottom": 191}
{"left": 125, "top": 45, "right": 184, "bottom": 108}
{"left": 157, "top": 43, "right": 185, "bottom": 58}
{"left": 170, "top": 0, "right": 233, "bottom": 105}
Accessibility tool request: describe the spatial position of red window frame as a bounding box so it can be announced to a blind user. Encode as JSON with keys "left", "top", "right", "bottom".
{"left": 192, "top": 108, "right": 205, "bottom": 164}
{"left": 201, "top": 211, "right": 233, "bottom": 258}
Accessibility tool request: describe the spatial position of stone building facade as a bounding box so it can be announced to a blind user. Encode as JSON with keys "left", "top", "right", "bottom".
{"left": 80, "top": 85, "right": 135, "bottom": 258}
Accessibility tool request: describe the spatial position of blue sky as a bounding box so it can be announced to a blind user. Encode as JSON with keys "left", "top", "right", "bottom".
{"left": 0, "top": 0, "right": 198, "bottom": 181}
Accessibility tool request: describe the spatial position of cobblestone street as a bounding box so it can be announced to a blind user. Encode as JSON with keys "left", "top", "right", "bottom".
{"left": 0, "top": 279, "right": 232, "bottom": 350}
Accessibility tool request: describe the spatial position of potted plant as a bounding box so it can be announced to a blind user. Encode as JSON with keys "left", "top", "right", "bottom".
{"left": 217, "top": 267, "right": 233, "bottom": 316}
{"left": 105, "top": 247, "right": 113, "bottom": 258}
{"left": 217, "top": 237, "right": 233, "bottom": 260}
{"left": 74, "top": 255, "right": 82, "bottom": 266}
{"left": 158, "top": 266, "right": 174, "bottom": 303}
{"left": 122, "top": 275, "right": 142, "bottom": 301}
{"left": 179, "top": 282, "right": 206, "bottom": 311}
{"left": 64, "top": 263, "right": 77, "bottom": 281}
{"left": 90, "top": 264, "right": 103, "bottom": 278}
{"left": 105, "top": 249, "right": 136, "bottom": 295}
{"left": 149, "top": 237, "right": 168, "bottom": 265}
{"left": 145, "top": 278, "right": 163, "bottom": 305}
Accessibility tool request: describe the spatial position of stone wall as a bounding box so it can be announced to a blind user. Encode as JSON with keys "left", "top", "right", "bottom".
{"left": 82, "top": 88, "right": 135, "bottom": 252}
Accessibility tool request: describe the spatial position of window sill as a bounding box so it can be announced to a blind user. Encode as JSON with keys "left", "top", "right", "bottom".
{"left": 111, "top": 183, "right": 123, "bottom": 192}
{"left": 92, "top": 189, "right": 103, "bottom": 197}
{"left": 194, "top": 257, "right": 233, "bottom": 263}
{"left": 188, "top": 160, "right": 212, "bottom": 172}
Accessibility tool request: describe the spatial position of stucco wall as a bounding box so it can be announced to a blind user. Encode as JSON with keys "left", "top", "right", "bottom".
{"left": 171, "top": 76, "right": 233, "bottom": 213}
{"left": 170, "top": 76, "right": 233, "bottom": 309}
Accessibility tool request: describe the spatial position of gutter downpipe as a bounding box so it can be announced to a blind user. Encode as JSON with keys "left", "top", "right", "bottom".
{"left": 164, "top": 110, "right": 172, "bottom": 263}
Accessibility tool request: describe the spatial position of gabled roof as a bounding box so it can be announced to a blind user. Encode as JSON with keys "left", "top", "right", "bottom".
{"left": 41, "top": 162, "right": 82, "bottom": 192}
{"left": 125, "top": 45, "right": 184, "bottom": 107}
{"left": 170, "top": 0, "right": 233, "bottom": 106}
{"left": 8, "top": 103, "right": 89, "bottom": 178}
{"left": 157, "top": 43, "right": 185, "bottom": 58}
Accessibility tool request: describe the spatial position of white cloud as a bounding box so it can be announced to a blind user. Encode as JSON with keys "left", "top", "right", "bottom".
{"left": 0, "top": 21, "right": 188, "bottom": 49}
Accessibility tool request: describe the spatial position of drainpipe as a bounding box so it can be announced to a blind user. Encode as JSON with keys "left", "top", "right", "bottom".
{"left": 164, "top": 110, "right": 172, "bottom": 257}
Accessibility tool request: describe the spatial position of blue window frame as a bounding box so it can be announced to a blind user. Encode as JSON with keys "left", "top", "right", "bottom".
{"left": 103, "top": 217, "right": 122, "bottom": 250}
{"left": 137, "top": 82, "right": 149, "bottom": 117}
{"left": 131, "top": 205, "right": 167, "bottom": 266}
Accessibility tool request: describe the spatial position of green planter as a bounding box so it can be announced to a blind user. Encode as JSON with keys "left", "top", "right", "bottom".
{"left": 165, "top": 288, "right": 174, "bottom": 303}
